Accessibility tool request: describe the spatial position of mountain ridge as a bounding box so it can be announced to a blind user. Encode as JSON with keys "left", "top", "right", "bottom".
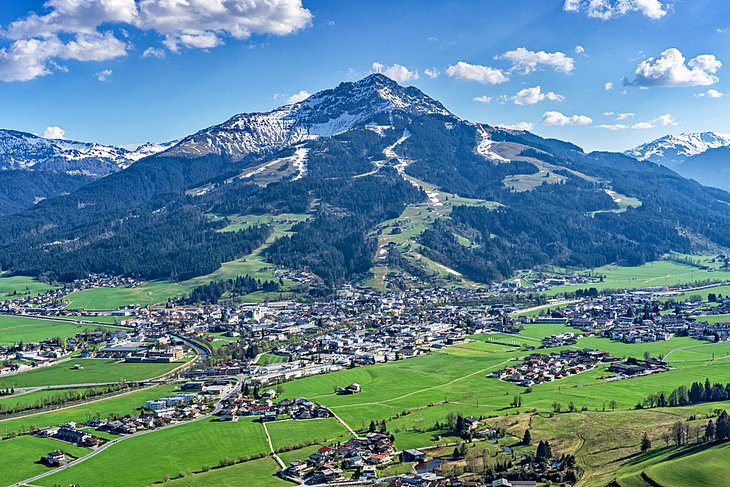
{"left": 1, "top": 75, "right": 730, "bottom": 290}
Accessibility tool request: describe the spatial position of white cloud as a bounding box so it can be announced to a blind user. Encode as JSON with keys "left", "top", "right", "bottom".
{"left": 95, "top": 68, "right": 112, "bottom": 81}
{"left": 445, "top": 61, "right": 509, "bottom": 84}
{"left": 563, "top": 0, "right": 668, "bottom": 20}
{"left": 512, "top": 86, "right": 565, "bottom": 105}
{"left": 596, "top": 123, "right": 628, "bottom": 130}
{"left": 627, "top": 48, "right": 721, "bottom": 87}
{"left": 616, "top": 112, "right": 634, "bottom": 120}
{"left": 287, "top": 90, "right": 311, "bottom": 104}
{"left": 473, "top": 95, "right": 492, "bottom": 103}
{"left": 497, "top": 122, "right": 534, "bottom": 131}
{"left": 604, "top": 81, "right": 614, "bottom": 90}
{"left": 631, "top": 113, "right": 677, "bottom": 129}
{"left": 371, "top": 62, "right": 419, "bottom": 83}
{"left": 423, "top": 67, "right": 440, "bottom": 78}
{"left": 142, "top": 47, "right": 165, "bottom": 59}
{"left": 498, "top": 47, "right": 574, "bottom": 74}
{"left": 42, "top": 125, "right": 65, "bottom": 139}
{"left": 0, "top": 0, "right": 313, "bottom": 81}
{"left": 697, "top": 88, "right": 724, "bottom": 98}
{"left": 542, "top": 111, "right": 592, "bottom": 126}
{"left": 575, "top": 45, "right": 586, "bottom": 56}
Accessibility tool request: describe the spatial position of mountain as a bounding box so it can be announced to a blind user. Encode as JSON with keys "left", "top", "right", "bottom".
{"left": 0, "top": 129, "right": 177, "bottom": 175}
{"left": 626, "top": 132, "right": 730, "bottom": 168}
{"left": 0, "top": 130, "right": 178, "bottom": 216}
{"left": 166, "top": 73, "right": 449, "bottom": 160}
{"left": 2, "top": 74, "right": 730, "bottom": 290}
{"left": 627, "top": 132, "right": 730, "bottom": 191}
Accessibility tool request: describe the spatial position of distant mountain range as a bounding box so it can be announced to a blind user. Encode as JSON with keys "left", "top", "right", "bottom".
{"left": 626, "top": 132, "right": 730, "bottom": 191}
{"left": 0, "top": 130, "right": 177, "bottom": 216}
{"left": 2, "top": 74, "right": 730, "bottom": 290}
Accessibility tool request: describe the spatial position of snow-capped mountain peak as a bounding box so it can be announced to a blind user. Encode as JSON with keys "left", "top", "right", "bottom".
{"left": 0, "top": 129, "right": 176, "bottom": 176}
{"left": 626, "top": 131, "right": 730, "bottom": 167}
{"left": 166, "top": 74, "right": 452, "bottom": 160}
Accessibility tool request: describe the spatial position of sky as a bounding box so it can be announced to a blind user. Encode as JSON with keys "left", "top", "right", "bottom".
{"left": 0, "top": 0, "right": 728, "bottom": 152}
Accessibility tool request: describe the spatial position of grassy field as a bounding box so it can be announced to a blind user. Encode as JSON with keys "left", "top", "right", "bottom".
{"left": 0, "top": 315, "right": 124, "bottom": 345}
{"left": 641, "top": 441, "right": 730, "bottom": 486}
{"left": 39, "top": 418, "right": 270, "bottom": 487}
{"left": 0, "top": 358, "right": 187, "bottom": 389}
{"left": 256, "top": 353, "right": 288, "bottom": 365}
{"left": 0, "top": 384, "right": 179, "bottom": 436}
{"left": 273, "top": 327, "right": 730, "bottom": 453}
{"left": 0, "top": 275, "right": 58, "bottom": 298}
{"left": 0, "top": 434, "right": 89, "bottom": 486}
{"left": 266, "top": 418, "right": 349, "bottom": 451}
{"left": 545, "top": 260, "right": 730, "bottom": 296}
{"left": 168, "top": 456, "right": 288, "bottom": 487}
{"left": 0, "top": 386, "right": 108, "bottom": 412}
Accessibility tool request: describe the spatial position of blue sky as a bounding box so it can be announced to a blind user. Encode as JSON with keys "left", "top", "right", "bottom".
{"left": 0, "top": 0, "right": 728, "bottom": 152}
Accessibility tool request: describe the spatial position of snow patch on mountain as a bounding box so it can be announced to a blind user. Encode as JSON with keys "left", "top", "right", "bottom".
{"left": 166, "top": 73, "right": 451, "bottom": 161}
{"left": 0, "top": 129, "right": 177, "bottom": 175}
{"left": 476, "top": 125, "right": 511, "bottom": 163}
{"left": 626, "top": 132, "right": 730, "bottom": 167}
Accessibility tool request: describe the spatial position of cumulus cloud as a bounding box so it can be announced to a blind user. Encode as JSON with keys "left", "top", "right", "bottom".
{"left": 423, "top": 67, "right": 440, "bottom": 78}
{"left": 498, "top": 122, "right": 534, "bottom": 131}
{"left": 371, "top": 62, "right": 419, "bottom": 83}
{"left": 94, "top": 68, "right": 112, "bottom": 81}
{"left": 287, "top": 90, "right": 311, "bottom": 104}
{"left": 596, "top": 123, "right": 628, "bottom": 130}
{"left": 631, "top": 113, "right": 677, "bottom": 129}
{"left": 575, "top": 45, "right": 586, "bottom": 56}
{"left": 445, "top": 61, "right": 508, "bottom": 84}
{"left": 697, "top": 88, "right": 724, "bottom": 98}
{"left": 498, "top": 47, "right": 574, "bottom": 74}
{"left": 604, "top": 81, "right": 614, "bottom": 90}
{"left": 42, "top": 125, "right": 65, "bottom": 139}
{"left": 542, "top": 111, "right": 592, "bottom": 126}
{"left": 563, "top": 0, "right": 668, "bottom": 20}
{"left": 615, "top": 112, "right": 635, "bottom": 120}
{"left": 141, "top": 46, "right": 165, "bottom": 59}
{"left": 626, "top": 48, "right": 722, "bottom": 87}
{"left": 512, "top": 86, "right": 564, "bottom": 105}
{"left": 0, "top": 0, "right": 313, "bottom": 81}
{"left": 473, "top": 95, "right": 492, "bottom": 103}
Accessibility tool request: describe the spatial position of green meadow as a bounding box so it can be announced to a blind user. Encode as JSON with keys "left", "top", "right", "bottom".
{"left": 168, "top": 456, "right": 288, "bottom": 487}
{"left": 0, "top": 386, "right": 108, "bottom": 412}
{"left": 39, "top": 418, "right": 269, "bottom": 487}
{"left": 545, "top": 260, "right": 730, "bottom": 296}
{"left": 0, "top": 434, "right": 89, "bottom": 486}
{"left": 0, "top": 275, "right": 58, "bottom": 298}
{"left": 0, "top": 315, "right": 124, "bottom": 345}
{"left": 0, "top": 384, "right": 179, "bottom": 437}
{"left": 0, "top": 358, "right": 186, "bottom": 389}
{"left": 266, "top": 418, "right": 349, "bottom": 452}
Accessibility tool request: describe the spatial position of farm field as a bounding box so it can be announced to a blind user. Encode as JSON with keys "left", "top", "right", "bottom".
{"left": 168, "top": 456, "right": 288, "bottom": 487}
{"left": 0, "top": 434, "right": 89, "bottom": 486}
{"left": 0, "top": 384, "right": 178, "bottom": 436}
{"left": 256, "top": 352, "right": 288, "bottom": 365}
{"left": 0, "top": 358, "right": 187, "bottom": 389}
{"left": 0, "top": 275, "right": 58, "bottom": 298}
{"left": 641, "top": 441, "right": 730, "bottom": 486}
{"left": 266, "top": 418, "right": 349, "bottom": 451}
{"left": 0, "top": 315, "right": 124, "bottom": 345}
{"left": 277, "top": 327, "right": 730, "bottom": 451}
{"left": 39, "top": 417, "right": 270, "bottom": 487}
{"left": 545, "top": 260, "right": 730, "bottom": 296}
{"left": 0, "top": 386, "right": 108, "bottom": 412}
